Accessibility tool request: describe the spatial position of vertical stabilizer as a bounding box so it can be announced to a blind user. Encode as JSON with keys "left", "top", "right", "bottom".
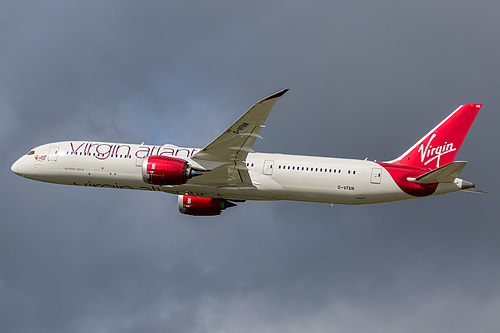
{"left": 389, "top": 104, "right": 481, "bottom": 170}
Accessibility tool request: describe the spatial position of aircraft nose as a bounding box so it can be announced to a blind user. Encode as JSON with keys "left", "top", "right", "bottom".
{"left": 11, "top": 160, "right": 19, "bottom": 175}
{"left": 11, "top": 156, "right": 35, "bottom": 178}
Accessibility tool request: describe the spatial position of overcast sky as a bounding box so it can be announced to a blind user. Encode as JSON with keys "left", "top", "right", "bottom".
{"left": 1, "top": 1, "right": 499, "bottom": 332}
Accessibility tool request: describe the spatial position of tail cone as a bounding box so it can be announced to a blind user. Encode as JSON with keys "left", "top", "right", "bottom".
{"left": 461, "top": 180, "right": 475, "bottom": 190}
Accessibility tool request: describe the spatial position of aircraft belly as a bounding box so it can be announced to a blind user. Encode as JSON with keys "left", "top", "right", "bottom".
{"left": 266, "top": 166, "right": 415, "bottom": 205}
{"left": 31, "top": 155, "right": 160, "bottom": 191}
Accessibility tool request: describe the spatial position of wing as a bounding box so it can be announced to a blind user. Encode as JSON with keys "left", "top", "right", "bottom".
{"left": 191, "top": 89, "right": 289, "bottom": 185}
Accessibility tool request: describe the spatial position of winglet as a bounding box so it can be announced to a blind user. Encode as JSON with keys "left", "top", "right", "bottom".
{"left": 263, "top": 88, "right": 289, "bottom": 101}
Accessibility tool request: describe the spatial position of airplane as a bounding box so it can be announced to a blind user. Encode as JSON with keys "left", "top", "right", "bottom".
{"left": 11, "top": 89, "right": 483, "bottom": 216}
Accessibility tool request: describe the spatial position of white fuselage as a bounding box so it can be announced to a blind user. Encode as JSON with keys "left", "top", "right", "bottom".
{"left": 11, "top": 141, "right": 465, "bottom": 205}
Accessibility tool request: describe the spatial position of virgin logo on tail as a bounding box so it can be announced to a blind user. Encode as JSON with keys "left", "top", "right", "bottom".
{"left": 390, "top": 104, "right": 481, "bottom": 170}
{"left": 418, "top": 133, "right": 456, "bottom": 168}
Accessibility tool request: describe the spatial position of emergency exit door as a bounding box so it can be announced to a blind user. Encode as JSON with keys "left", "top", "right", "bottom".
{"left": 371, "top": 168, "right": 382, "bottom": 184}
{"left": 48, "top": 146, "right": 59, "bottom": 161}
{"left": 263, "top": 160, "right": 274, "bottom": 175}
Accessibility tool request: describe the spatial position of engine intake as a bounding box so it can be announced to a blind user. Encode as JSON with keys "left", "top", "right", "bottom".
{"left": 178, "top": 195, "right": 236, "bottom": 216}
{"left": 142, "top": 156, "right": 200, "bottom": 185}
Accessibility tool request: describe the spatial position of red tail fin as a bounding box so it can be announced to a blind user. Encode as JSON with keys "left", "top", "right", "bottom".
{"left": 390, "top": 104, "right": 482, "bottom": 170}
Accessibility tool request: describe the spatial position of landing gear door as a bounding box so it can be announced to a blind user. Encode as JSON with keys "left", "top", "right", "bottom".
{"left": 48, "top": 146, "right": 59, "bottom": 161}
{"left": 371, "top": 168, "right": 382, "bottom": 184}
{"left": 263, "top": 160, "right": 274, "bottom": 175}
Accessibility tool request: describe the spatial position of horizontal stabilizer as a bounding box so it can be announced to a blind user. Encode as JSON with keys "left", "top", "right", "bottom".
{"left": 462, "top": 188, "right": 488, "bottom": 194}
{"left": 409, "top": 161, "right": 468, "bottom": 184}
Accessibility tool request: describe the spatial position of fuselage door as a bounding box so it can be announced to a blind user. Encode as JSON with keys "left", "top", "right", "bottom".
{"left": 371, "top": 167, "right": 382, "bottom": 184}
{"left": 263, "top": 160, "right": 274, "bottom": 175}
{"left": 48, "top": 146, "right": 59, "bottom": 161}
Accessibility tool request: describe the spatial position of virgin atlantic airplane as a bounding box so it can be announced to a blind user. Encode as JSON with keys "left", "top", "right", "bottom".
{"left": 11, "top": 89, "right": 483, "bottom": 216}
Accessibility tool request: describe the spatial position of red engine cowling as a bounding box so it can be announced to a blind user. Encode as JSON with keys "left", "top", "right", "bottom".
{"left": 178, "top": 195, "right": 236, "bottom": 216}
{"left": 142, "top": 156, "right": 196, "bottom": 185}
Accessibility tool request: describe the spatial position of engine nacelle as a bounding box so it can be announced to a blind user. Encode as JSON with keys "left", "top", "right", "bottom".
{"left": 178, "top": 195, "right": 236, "bottom": 216}
{"left": 142, "top": 156, "right": 197, "bottom": 185}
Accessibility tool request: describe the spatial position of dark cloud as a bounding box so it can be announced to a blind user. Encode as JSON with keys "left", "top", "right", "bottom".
{"left": 1, "top": 1, "right": 499, "bottom": 332}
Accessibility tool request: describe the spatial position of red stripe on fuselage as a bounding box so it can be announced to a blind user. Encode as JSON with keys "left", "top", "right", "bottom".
{"left": 377, "top": 162, "right": 438, "bottom": 197}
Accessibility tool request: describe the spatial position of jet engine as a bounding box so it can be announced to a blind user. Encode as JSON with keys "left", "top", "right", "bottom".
{"left": 142, "top": 156, "right": 200, "bottom": 185}
{"left": 178, "top": 195, "right": 236, "bottom": 216}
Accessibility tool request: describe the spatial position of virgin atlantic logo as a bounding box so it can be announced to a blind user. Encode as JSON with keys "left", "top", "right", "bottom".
{"left": 34, "top": 155, "right": 47, "bottom": 162}
{"left": 418, "top": 133, "right": 456, "bottom": 168}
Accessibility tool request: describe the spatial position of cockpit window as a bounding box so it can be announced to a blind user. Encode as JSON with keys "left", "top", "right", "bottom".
{"left": 27, "top": 150, "right": 35, "bottom": 156}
